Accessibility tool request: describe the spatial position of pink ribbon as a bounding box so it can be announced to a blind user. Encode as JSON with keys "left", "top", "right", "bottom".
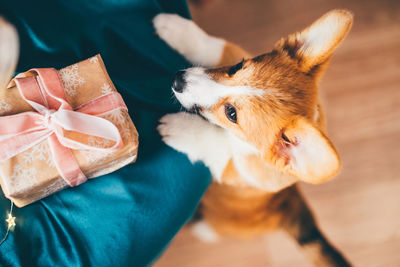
{"left": 0, "top": 68, "right": 126, "bottom": 186}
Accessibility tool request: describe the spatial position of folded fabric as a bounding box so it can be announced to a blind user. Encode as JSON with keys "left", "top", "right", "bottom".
{"left": 0, "top": 0, "right": 211, "bottom": 266}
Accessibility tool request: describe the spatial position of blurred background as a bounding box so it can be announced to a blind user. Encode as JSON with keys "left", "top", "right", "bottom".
{"left": 156, "top": 0, "right": 400, "bottom": 266}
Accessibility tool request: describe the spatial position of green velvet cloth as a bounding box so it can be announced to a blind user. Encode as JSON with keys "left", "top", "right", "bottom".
{"left": 0, "top": 0, "right": 211, "bottom": 266}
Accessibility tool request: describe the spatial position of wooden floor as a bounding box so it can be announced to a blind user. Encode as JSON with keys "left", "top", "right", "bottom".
{"left": 155, "top": 0, "right": 400, "bottom": 266}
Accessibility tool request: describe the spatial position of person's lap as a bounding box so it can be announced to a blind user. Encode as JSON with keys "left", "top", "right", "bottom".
{"left": 0, "top": 0, "right": 210, "bottom": 266}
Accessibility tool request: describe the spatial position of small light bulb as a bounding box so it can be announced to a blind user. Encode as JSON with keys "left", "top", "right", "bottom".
{"left": 5, "top": 213, "right": 15, "bottom": 229}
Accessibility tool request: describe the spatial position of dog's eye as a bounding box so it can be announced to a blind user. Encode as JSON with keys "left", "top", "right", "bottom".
{"left": 228, "top": 59, "right": 244, "bottom": 76}
{"left": 224, "top": 103, "right": 237, "bottom": 123}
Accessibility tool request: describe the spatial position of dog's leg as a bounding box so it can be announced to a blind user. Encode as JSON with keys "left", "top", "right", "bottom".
{"left": 157, "top": 112, "right": 231, "bottom": 181}
{"left": 280, "top": 187, "right": 351, "bottom": 267}
{"left": 190, "top": 220, "right": 219, "bottom": 242}
{"left": 153, "top": 14, "right": 250, "bottom": 67}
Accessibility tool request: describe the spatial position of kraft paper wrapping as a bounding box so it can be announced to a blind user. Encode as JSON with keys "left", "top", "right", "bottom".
{"left": 0, "top": 55, "right": 138, "bottom": 207}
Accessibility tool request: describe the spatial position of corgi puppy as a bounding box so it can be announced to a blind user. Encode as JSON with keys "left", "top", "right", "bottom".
{"left": 154, "top": 9, "right": 353, "bottom": 266}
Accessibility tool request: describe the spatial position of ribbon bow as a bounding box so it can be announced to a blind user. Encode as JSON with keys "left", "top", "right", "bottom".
{"left": 0, "top": 68, "right": 126, "bottom": 186}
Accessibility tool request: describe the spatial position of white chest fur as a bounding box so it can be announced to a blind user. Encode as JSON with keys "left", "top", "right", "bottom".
{"left": 158, "top": 112, "right": 297, "bottom": 192}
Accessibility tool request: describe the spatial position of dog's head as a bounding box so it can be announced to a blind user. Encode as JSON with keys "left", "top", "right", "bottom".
{"left": 172, "top": 10, "right": 353, "bottom": 184}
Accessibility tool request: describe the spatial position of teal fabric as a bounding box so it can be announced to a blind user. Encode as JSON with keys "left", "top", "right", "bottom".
{"left": 0, "top": 0, "right": 211, "bottom": 266}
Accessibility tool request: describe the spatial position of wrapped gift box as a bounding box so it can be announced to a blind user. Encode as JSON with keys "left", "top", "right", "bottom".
{"left": 0, "top": 55, "right": 138, "bottom": 207}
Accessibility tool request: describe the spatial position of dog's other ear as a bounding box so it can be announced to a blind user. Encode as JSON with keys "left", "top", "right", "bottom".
{"left": 272, "top": 117, "right": 340, "bottom": 184}
{"left": 275, "top": 9, "right": 353, "bottom": 76}
{"left": 0, "top": 17, "right": 19, "bottom": 90}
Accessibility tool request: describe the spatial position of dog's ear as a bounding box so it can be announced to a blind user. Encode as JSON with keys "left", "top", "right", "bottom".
{"left": 0, "top": 17, "right": 19, "bottom": 90}
{"left": 272, "top": 117, "right": 340, "bottom": 184}
{"left": 275, "top": 9, "right": 353, "bottom": 75}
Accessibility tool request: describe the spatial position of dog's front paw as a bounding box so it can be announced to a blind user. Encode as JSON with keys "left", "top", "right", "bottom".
{"left": 158, "top": 112, "right": 194, "bottom": 151}
{"left": 153, "top": 13, "right": 224, "bottom": 67}
{"left": 153, "top": 14, "right": 195, "bottom": 51}
{"left": 157, "top": 112, "right": 208, "bottom": 160}
{"left": 158, "top": 112, "right": 189, "bottom": 149}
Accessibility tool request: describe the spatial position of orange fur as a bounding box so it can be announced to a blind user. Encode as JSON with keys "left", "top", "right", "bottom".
{"left": 216, "top": 42, "right": 251, "bottom": 67}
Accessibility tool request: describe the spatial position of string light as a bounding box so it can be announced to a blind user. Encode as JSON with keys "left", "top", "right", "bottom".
{"left": 6, "top": 213, "right": 15, "bottom": 228}
{"left": 0, "top": 201, "right": 14, "bottom": 246}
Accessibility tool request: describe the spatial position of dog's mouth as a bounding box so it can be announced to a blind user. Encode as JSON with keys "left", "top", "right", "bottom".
{"left": 187, "top": 104, "right": 208, "bottom": 121}
{"left": 188, "top": 104, "right": 202, "bottom": 114}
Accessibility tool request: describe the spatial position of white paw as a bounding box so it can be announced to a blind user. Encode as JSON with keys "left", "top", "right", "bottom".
{"left": 191, "top": 221, "right": 219, "bottom": 243}
{"left": 158, "top": 112, "right": 207, "bottom": 161}
{"left": 153, "top": 13, "right": 225, "bottom": 67}
{"left": 158, "top": 112, "right": 232, "bottom": 180}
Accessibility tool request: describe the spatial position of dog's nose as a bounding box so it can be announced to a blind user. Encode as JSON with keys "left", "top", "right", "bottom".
{"left": 172, "top": 70, "right": 186, "bottom": 93}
